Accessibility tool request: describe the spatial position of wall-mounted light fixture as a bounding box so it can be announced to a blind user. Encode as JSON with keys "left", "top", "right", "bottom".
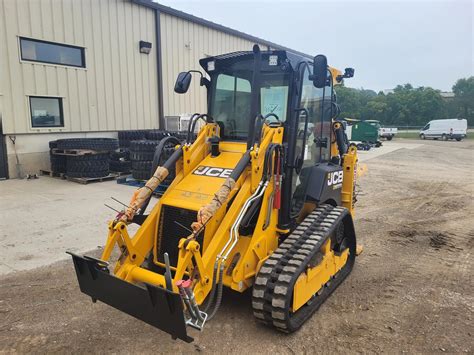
{"left": 139, "top": 41, "right": 152, "bottom": 54}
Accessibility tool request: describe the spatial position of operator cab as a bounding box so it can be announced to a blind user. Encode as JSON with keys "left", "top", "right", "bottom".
{"left": 201, "top": 52, "right": 292, "bottom": 142}
{"left": 174, "top": 46, "right": 354, "bottom": 229}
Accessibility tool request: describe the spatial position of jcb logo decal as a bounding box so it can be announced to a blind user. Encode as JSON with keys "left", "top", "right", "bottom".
{"left": 327, "top": 171, "right": 343, "bottom": 188}
{"left": 193, "top": 166, "right": 233, "bottom": 178}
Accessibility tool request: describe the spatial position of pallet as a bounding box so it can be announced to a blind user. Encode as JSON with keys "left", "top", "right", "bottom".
{"left": 66, "top": 173, "right": 118, "bottom": 185}
{"left": 116, "top": 175, "right": 169, "bottom": 196}
{"left": 40, "top": 170, "right": 66, "bottom": 179}
{"left": 51, "top": 148, "right": 105, "bottom": 156}
{"left": 108, "top": 170, "right": 131, "bottom": 177}
{"left": 40, "top": 169, "right": 118, "bottom": 184}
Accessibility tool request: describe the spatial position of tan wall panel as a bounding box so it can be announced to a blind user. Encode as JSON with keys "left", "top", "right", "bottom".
{"left": 0, "top": 0, "right": 159, "bottom": 135}
{"left": 160, "top": 13, "right": 268, "bottom": 117}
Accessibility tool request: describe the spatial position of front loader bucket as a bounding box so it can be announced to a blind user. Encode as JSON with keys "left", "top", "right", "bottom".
{"left": 68, "top": 252, "right": 193, "bottom": 343}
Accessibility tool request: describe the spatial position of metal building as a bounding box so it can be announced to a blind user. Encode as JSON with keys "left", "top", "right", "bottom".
{"left": 0, "top": 0, "right": 309, "bottom": 178}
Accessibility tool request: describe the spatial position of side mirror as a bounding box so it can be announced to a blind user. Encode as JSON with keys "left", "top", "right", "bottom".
{"left": 336, "top": 67, "right": 355, "bottom": 83}
{"left": 311, "top": 54, "right": 328, "bottom": 88}
{"left": 343, "top": 67, "right": 355, "bottom": 78}
{"left": 174, "top": 72, "right": 192, "bottom": 94}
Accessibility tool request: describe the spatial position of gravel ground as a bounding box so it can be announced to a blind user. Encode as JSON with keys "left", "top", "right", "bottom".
{"left": 0, "top": 139, "right": 472, "bottom": 353}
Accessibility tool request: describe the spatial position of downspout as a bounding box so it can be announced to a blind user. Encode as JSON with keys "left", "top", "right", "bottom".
{"left": 155, "top": 9, "right": 165, "bottom": 129}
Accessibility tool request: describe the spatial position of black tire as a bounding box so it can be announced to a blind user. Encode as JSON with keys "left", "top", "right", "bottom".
{"left": 56, "top": 138, "right": 119, "bottom": 151}
{"left": 386, "top": 135, "right": 393, "bottom": 141}
{"left": 130, "top": 140, "right": 160, "bottom": 152}
{"left": 50, "top": 153, "right": 66, "bottom": 173}
{"left": 442, "top": 134, "right": 447, "bottom": 141}
{"left": 130, "top": 151, "right": 156, "bottom": 161}
{"left": 456, "top": 137, "right": 462, "bottom": 142}
{"left": 420, "top": 134, "right": 425, "bottom": 140}
{"left": 109, "top": 160, "right": 131, "bottom": 172}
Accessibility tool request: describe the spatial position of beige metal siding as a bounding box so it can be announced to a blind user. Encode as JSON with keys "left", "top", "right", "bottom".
{"left": 0, "top": 0, "right": 158, "bottom": 134}
{"left": 160, "top": 13, "right": 268, "bottom": 117}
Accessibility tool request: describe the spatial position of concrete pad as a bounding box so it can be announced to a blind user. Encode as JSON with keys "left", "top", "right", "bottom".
{"left": 0, "top": 141, "right": 422, "bottom": 275}
{"left": 357, "top": 141, "right": 423, "bottom": 162}
{"left": 0, "top": 176, "right": 153, "bottom": 275}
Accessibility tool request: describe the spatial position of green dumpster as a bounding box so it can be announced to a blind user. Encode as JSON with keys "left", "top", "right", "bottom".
{"left": 348, "top": 120, "right": 379, "bottom": 143}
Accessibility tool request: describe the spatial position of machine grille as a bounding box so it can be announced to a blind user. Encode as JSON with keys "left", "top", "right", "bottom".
{"left": 157, "top": 205, "right": 204, "bottom": 266}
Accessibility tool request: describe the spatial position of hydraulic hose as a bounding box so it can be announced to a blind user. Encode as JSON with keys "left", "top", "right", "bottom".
{"left": 186, "top": 113, "right": 214, "bottom": 144}
{"left": 139, "top": 136, "right": 182, "bottom": 215}
{"left": 206, "top": 262, "right": 225, "bottom": 321}
{"left": 121, "top": 147, "right": 183, "bottom": 222}
{"left": 203, "top": 262, "right": 219, "bottom": 313}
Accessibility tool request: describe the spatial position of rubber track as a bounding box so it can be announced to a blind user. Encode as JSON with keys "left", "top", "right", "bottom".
{"left": 252, "top": 204, "right": 354, "bottom": 332}
{"left": 109, "top": 160, "right": 131, "bottom": 172}
{"left": 130, "top": 140, "right": 160, "bottom": 152}
{"left": 56, "top": 138, "right": 118, "bottom": 151}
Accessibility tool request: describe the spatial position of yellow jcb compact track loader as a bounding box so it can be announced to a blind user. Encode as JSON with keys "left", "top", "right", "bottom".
{"left": 69, "top": 45, "right": 359, "bottom": 342}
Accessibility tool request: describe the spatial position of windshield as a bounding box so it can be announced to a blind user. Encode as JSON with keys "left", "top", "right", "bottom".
{"left": 210, "top": 60, "right": 290, "bottom": 141}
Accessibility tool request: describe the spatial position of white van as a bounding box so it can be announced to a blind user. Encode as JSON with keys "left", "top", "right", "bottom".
{"left": 419, "top": 119, "right": 467, "bottom": 141}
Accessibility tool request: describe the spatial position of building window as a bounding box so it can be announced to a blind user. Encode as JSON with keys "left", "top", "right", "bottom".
{"left": 20, "top": 37, "right": 85, "bottom": 68}
{"left": 29, "top": 97, "right": 64, "bottom": 128}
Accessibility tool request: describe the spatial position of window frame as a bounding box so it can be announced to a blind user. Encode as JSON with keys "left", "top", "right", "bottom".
{"left": 29, "top": 96, "right": 65, "bottom": 129}
{"left": 19, "top": 36, "right": 86, "bottom": 68}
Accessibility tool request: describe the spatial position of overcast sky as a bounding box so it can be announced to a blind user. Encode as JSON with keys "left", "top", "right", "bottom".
{"left": 156, "top": 0, "right": 473, "bottom": 92}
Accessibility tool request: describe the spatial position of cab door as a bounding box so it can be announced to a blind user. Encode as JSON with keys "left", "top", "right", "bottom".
{"left": 289, "top": 65, "right": 333, "bottom": 217}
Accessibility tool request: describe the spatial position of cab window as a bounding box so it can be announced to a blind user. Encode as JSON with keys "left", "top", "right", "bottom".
{"left": 260, "top": 74, "right": 289, "bottom": 122}
{"left": 212, "top": 74, "right": 252, "bottom": 140}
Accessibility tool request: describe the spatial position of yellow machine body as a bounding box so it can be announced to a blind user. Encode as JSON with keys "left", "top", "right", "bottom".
{"left": 69, "top": 48, "right": 359, "bottom": 341}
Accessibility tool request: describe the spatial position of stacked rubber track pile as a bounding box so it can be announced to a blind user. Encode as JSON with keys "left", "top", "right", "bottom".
{"left": 130, "top": 137, "right": 177, "bottom": 182}
{"left": 48, "top": 130, "right": 186, "bottom": 180}
{"left": 118, "top": 130, "right": 148, "bottom": 148}
{"left": 130, "top": 140, "right": 160, "bottom": 180}
{"left": 49, "top": 138, "right": 119, "bottom": 178}
{"left": 116, "top": 130, "right": 183, "bottom": 176}
{"left": 252, "top": 204, "right": 355, "bottom": 332}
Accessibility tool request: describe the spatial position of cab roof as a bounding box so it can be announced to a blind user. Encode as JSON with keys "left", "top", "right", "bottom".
{"left": 199, "top": 50, "right": 311, "bottom": 74}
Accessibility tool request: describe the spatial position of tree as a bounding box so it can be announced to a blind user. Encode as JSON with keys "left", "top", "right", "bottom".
{"left": 334, "top": 81, "right": 458, "bottom": 127}
{"left": 452, "top": 77, "right": 474, "bottom": 125}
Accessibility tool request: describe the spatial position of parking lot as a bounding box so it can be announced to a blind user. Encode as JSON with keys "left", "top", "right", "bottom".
{"left": 0, "top": 139, "right": 473, "bottom": 353}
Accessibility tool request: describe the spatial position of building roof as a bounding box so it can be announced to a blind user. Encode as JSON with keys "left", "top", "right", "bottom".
{"left": 131, "top": 0, "right": 312, "bottom": 59}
